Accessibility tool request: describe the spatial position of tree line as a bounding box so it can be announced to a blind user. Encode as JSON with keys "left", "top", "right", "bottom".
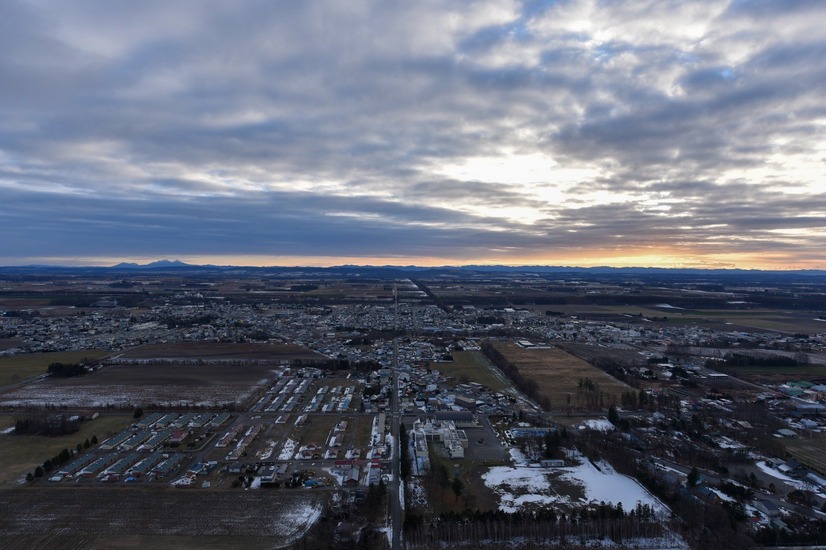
{"left": 480, "top": 342, "right": 551, "bottom": 411}
{"left": 404, "top": 504, "right": 670, "bottom": 548}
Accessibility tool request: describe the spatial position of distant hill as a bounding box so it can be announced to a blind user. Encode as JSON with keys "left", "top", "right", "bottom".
{"left": 112, "top": 259, "right": 191, "bottom": 269}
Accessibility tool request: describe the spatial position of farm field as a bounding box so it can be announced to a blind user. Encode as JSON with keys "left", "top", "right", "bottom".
{"left": 626, "top": 306, "right": 826, "bottom": 335}
{"left": 119, "top": 341, "right": 323, "bottom": 361}
{"left": 0, "top": 414, "right": 133, "bottom": 485}
{"left": 784, "top": 436, "right": 826, "bottom": 477}
{"left": 716, "top": 364, "right": 826, "bottom": 385}
{"left": 435, "top": 351, "right": 510, "bottom": 393}
{"left": 0, "top": 487, "right": 325, "bottom": 549}
{"left": 0, "top": 363, "right": 275, "bottom": 408}
{"left": 492, "top": 342, "right": 630, "bottom": 410}
{"left": 0, "top": 349, "right": 109, "bottom": 387}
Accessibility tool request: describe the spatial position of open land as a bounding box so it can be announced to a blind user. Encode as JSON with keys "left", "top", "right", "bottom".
{"left": 433, "top": 350, "right": 509, "bottom": 393}
{"left": 0, "top": 350, "right": 108, "bottom": 386}
{"left": 0, "top": 414, "right": 134, "bottom": 486}
{"left": 119, "top": 342, "right": 323, "bottom": 361}
{"left": 784, "top": 437, "right": 826, "bottom": 477}
{"left": 0, "top": 363, "right": 276, "bottom": 408}
{"left": 492, "top": 342, "right": 630, "bottom": 408}
{"left": 0, "top": 488, "right": 324, "bottom": 550}
{"left": 482, "top": 453, "right": 666, "bottom": 515}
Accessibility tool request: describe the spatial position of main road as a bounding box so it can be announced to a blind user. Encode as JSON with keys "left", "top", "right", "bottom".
{"left": 390, "top": 338, "right": 401, "bottom": 550}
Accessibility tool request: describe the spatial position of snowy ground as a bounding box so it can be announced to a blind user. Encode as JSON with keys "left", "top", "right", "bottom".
{"left": 579, "top": 418, "right": 615, "bottom": 432}
{"left": 0, "top": 383, "right": 257, "bottom": 407}
{"left": 408, "top": 477, "right": 427, "bottom": 508}
{"left": 756, "top": 460, "right": 825, "bottom": 496}
{"left": 273, "top": 501, "right": 324, "bottom": 548}
{"left": 483, "top": 452, "right": 667, "bottom": 514}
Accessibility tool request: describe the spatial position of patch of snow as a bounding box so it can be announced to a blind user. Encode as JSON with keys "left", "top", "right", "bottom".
{"left": 756, "top": 461, "right": 805, "bottom": 489}
{"left": 559, "top": 458, "right": 667, "bottom": 512}
{"left": 580, "top": 418, "right": 615, "bottom": 432}
{"left": 273, "top": 501, "right": 324, "bottom": 549}
{"left": 508, "top": 447, "right": 528, "bottom": 467}
{"left": 378, "top": 526, "right": 392, "bottom": 547}
{"left": 709, "top": 488, "right": 735, "bottom": 503}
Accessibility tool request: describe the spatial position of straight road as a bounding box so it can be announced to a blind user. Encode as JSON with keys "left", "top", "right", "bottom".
{"left": 390, "top": 338, "right": 401, "bottom": 550}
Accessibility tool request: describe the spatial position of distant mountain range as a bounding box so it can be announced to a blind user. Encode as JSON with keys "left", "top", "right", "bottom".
{"left": 0, "top": 260, "right": 824, "bottom": 280}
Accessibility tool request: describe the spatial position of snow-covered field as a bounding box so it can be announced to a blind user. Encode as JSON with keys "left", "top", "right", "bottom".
{"left": 276, "top": 500, "right": 323, "bottom": 546}
{"left": 483, "top": 452, "right": 667, "bottom": 514}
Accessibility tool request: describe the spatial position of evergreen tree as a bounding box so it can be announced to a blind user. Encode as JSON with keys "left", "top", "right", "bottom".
{"left": 608, "top": 405, "right": 619, "bottom": 425}
{"left": 687, "top": 466, "right": 700, "bottom": 487}
{"left": 451, "top": 476, "right": 464, "bottom": 501}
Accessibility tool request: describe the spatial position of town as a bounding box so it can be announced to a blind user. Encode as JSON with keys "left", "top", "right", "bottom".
{"left": 2, "top": 265, "right": 826, "bottom": 549}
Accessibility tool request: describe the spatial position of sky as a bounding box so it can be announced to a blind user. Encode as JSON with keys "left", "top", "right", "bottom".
{"left": 1, "top": 0, "right": 825, "bottom": 269}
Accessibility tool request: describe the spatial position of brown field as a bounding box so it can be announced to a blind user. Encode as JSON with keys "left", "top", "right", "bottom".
{"left": 0, "top": 363, "right": 277, "bottom": 408}
{"left": 0, "top": 349, "right": 109, "bottom": 387}
{"left": 785, "top": 436, "right": 826, "bottom": 477}
{"left": 493, "top": 342, "right": 630, "bottom": 410}
{"left": 294, "top": 414, "right": 338, "bottom": 447}
{"left": 0, "top": 487, "right": 325, "bottom": 549}
{"left": 83, "top": 363, "right": 277, "bottom": 386}
{"left": 434, "top": 351, "right": 510, "bottom": 393}
{"left": 0, "top": 414, "right": 133, "bottom": 485}
{"left": 120, "top": 341, "right": 324, "bottom": 361}
{"left": 637, "top": 308, "right": 826, "bottom": 335}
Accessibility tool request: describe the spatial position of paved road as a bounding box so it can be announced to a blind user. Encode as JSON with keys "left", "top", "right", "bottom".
{"left": 390, "top": 338, "right": 401, "bottom": 550}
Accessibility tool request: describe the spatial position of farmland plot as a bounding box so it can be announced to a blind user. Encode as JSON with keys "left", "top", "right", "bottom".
{"left": 0, "top": 363, "right": 275, "bottom": 408}
{"left": 0, "top": 488, "right": 324, "bottom": 549}
{"left": 492, "top": 342, "right": 630, "bottom": 409}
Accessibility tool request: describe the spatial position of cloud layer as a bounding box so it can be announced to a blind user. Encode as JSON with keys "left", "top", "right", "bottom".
{"left": 1, "top": 0, "right": 825, "bottom": 268}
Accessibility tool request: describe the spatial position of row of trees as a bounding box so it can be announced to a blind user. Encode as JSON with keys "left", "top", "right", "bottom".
{"left": 26, "top": 434, "right": 98, "bottom": 482}
{"left": 709, "top": 351, "right": 809, "bottom": 369}
{"left": 404, "top": 504, "right": 670, "bottom": 548}
{"left": 46, "top": 361, "right": 86, "bottom": 377}
{"left": 14, "top": 412, "right": 80, "bottom": 436}
{"left": 400, "top": 424, "right": 411, "bottom": 480}
{"left": 481, "top": 342, "right": 551, "bottom": 411}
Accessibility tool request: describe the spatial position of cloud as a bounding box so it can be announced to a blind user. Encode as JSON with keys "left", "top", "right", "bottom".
{"left": 1, "top": 0, "right": 825, "bottom": 268}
